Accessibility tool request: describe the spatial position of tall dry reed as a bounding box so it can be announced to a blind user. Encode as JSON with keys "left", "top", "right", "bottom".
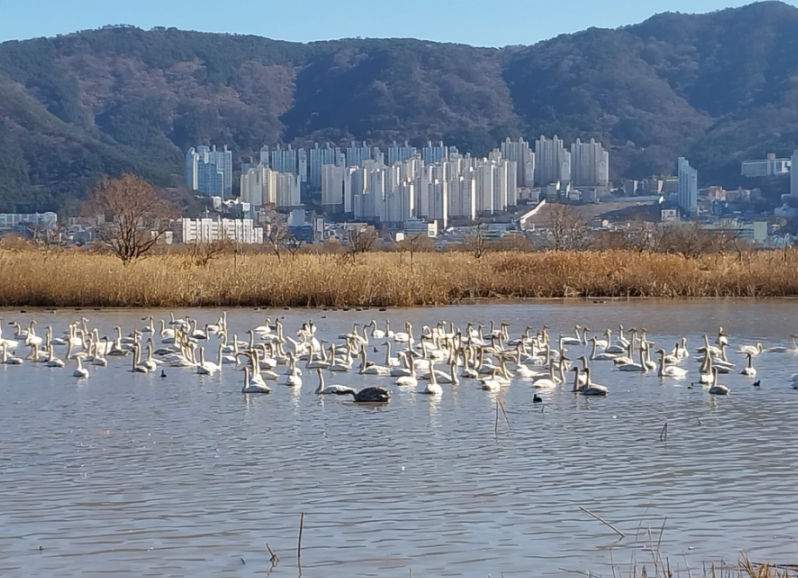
{"left": 2, "top": 248, "right": 798, "bottom": 308}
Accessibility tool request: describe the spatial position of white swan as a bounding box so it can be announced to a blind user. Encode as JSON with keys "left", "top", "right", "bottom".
{"left": 531, "top": 363, "right": 558, "bottom": 389}
{"left": 196, "top": 345, "right": 221, "bottom": 375}
{"left": 709, "top": 367, "right": 730, "bottom": 395}
{"left": 1, "top": 344, "right": 23, "bottom": 365}
{"left": 369, "top": 320, "right": 387, "bottom": 340}
{"left": 395, "top": 357, "right": 418, "bottom": 387}
{"left": 73, "top": 355, "right": 89, "bottom": 378}
{"left": 738, "top": 343, "right": 763, "bottom": 356}
{"left": 359, "top": 348, "right": 391, "bottom": 376}
{"left": 284, "top": 353, "right": 302, "bottom": 387}
{"left": 618, "top": 346, "right": 647, "bottom": 373}
{"left": 314, "top": 368, "right": 356, "bottom": 395}
{"left": 741, "top": 352, "right": 756, "bottom": 377}
{"left": 419, "top": 361, "right": 443, "bottom": 396}
{"left": 242, "top": 366, "right": 272, "bottom": 394}
{"left": 589, "top": 337, "right": 617, "bottom": 361}
{"left": 560, "top": 325, "right": 584, "bottom": 346}
{"left": 698, "top": 355, "right": 714, "bottom": 385}
{"left": 656, "top": 349, "right": 687, "bottom": 379}
{"left": 131, "top": 344, "right": 150, "bottom": 374}
{"left": 45, "top": 344, "right": 65, "bottom": 368}
{"left": 572, "top": 367, "right": 609, "bottom": 396}
{"left": 91, "top": 340, "right": 108, "bottom": 367}
{"left": 764, "top": 336, "right": 798, "bottom": 353}
{"left": 480, "top": 367, "right": 503, "bottom": 391}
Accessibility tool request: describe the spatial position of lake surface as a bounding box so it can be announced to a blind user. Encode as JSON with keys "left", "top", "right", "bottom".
{"left": 1, "top": 301, "right": 798, "bottom": 577}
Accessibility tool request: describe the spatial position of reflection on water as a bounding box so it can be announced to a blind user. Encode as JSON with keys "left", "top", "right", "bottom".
{"left": 1, "top": 301, "right": 798, "bottom": 577}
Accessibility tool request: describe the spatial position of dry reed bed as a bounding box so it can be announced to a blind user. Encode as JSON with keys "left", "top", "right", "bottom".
{"left": 2, "top": 249, "right": 798, "bottom": 308}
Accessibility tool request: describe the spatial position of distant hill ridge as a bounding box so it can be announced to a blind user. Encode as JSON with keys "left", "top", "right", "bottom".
{"left": 2, "top": 1, "right": 798, "bottom": 212}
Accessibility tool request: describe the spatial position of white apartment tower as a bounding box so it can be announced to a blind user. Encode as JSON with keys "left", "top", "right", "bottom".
{"left": 677, "top": 157, "right": 698, "bottom": 213}
{"left": 321, "top": 164, "right": 346, "bottom": 209}
{"left": 240, "top": 165, "right": 279, "bottom": 206}
{"left": 500, "top": 137, "right": 535, "bottom": 187}
{"left": 535, "top": 136, "right": 571, "bottom": 187}
{"left": 275, "top": 173, "right": 301, "bottom": 209}
{"left": 571, "top": 138, "right": 609, "bottom": 187}
{"left": 309, "top": 143, "right": 339, "bottom": 190}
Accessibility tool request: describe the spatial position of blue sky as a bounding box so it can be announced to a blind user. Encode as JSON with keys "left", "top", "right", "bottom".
{"left": 1, "top": 0, "right": 795, "bottom": 46}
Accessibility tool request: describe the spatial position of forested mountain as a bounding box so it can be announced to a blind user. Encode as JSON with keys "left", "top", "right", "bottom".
{"left": 2, "top": 1, "right": 798, "bottom": 212}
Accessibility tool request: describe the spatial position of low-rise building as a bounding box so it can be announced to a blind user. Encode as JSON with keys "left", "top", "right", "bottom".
{"left": 741, "top": 153, "right": 790, "bottom": 178}
{"left": 0, "top": 212, "right": 58, "bottom": 230}
{"left": 181, "top": 218, "right": 263, "bottom": 245}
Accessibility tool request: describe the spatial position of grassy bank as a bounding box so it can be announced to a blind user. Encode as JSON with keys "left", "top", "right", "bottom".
{"left": 2, "top": 248, "right": 798, "bottom": 308}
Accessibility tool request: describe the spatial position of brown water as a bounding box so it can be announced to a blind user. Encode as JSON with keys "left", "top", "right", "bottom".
{"left": 1, "top": 301, "right": 798, "bottom": 577}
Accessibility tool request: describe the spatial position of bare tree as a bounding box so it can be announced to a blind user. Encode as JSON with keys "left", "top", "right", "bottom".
{"left": 659, "top": 222, "right": 735, "bottom": 259}
{"left": 190, "top": 240, "right": 231, "bottom": 268}
{"left": 397, "top": 232, "right": 433, "bottom": 269}
{"left": 546, "top": 204, "right": 591, "bottom": 251}
{"left": 266, "top": 222, "right": 287, "bottom": 261}
{"left": 285, "top": 237, "right": 304, "bottom": 259}
{"left": 28, "top": 223, "right": 64, "bottom": 258}
{"left": 346, "top": 227, "right": 378, "bottom": 263}
{"left": 464, "top": 220, "right": 489, "bottom": 259}
{"left": 85, "top": 174, "right": 175, "bottom": 265}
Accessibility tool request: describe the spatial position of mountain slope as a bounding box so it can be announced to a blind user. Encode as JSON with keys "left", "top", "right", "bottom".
{"left": 2, "top": 2, "right": 798, "bottom": 212}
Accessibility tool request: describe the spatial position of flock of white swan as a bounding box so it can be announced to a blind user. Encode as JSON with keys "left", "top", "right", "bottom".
{"left": 1, "top": 313, "right": 796, "bottom": 401}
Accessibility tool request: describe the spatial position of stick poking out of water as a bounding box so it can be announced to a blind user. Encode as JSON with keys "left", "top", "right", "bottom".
{"left": 297, "top": 512, "right": 304, "bottom": 566}
{"left": 659, "top": 422, "right": 668, "bottom": 442}
{"left": 579, "top": 506, "right": 625, "bottom": 538}
{"left": 266, "top": 543, "right": 279, "bottom": 564}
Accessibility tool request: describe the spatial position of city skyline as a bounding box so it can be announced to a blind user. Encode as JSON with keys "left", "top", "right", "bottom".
{"left": 0, "top": 0, "right": 790, "bottom": 47}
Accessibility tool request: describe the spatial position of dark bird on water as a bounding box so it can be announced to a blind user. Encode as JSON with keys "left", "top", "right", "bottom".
{"left": 349, "top": 387, "right": 391, "bottom": 403}
{"left": 160, "top": 369, "right": 167, "bottom": 378}
{"left": 533, "top": 394, "right": 543, "bottom": 403}
{"left": 753, "top": 380, "right": 760, "bottom": 387}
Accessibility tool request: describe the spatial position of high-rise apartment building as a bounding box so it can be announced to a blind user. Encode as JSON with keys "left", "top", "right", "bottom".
{"left": 500, "top": 137, "right": 535, "bottom": 187}
{"left": 570, "top": 138, "right": 609, "bottom": 187}
{"left": 185, "top": 145, "right": 233, "bottom": 198}
{"left": 321, "top": 164, "right": 347, "bottom": 209}
{"left": 535, "top": 136, "right": 571, "bottom": 187}
{"left": 387, "top": 141, "right": 415, "bottom": 166}
{"left": 677, "top": 157, "right": 698, "bottom": 213}
{"left": 346, "top": 141, "right": 372, "bottom": 167}
{"left": 270, "top": 144, "right": 298, "bottom": 175}
{"left": 422, "top": 141, "right": 448, "bottom": 165}
{"left": 309, "top": 143, "right": 339, "bottom": 190}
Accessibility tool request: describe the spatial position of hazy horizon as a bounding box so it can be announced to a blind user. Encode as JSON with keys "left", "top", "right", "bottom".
{"left": 1, "top": 0, "right": 795, "bottom": 47}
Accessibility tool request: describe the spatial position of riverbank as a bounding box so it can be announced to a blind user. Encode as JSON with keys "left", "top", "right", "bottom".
{"left": 2, "top": 248, "right": 798, "bottom": 307}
